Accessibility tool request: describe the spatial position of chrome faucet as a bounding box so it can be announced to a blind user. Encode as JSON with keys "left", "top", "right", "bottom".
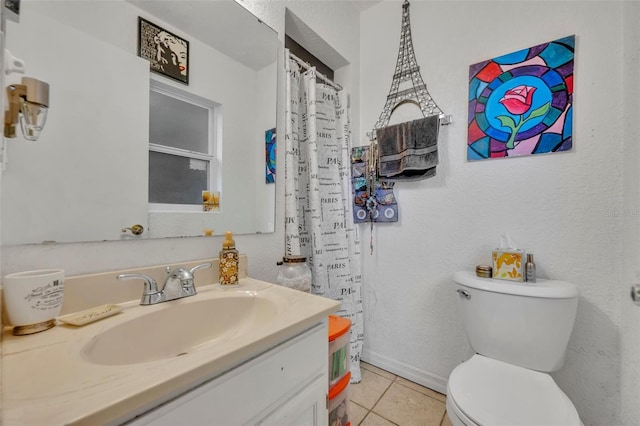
{"left": 117, "top": 262, "right": 212, "bottom": 305}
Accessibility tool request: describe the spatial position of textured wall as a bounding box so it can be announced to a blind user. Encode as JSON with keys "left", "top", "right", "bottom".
{"left": 359, "top": 2, "right": 624, "bottom": 425}
{"left": 621, "top": 2, "right": 640, "bottom": 424}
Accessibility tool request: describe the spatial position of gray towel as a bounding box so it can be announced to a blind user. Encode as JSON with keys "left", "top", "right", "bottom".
{"left": 377, "top": 115, "right": 440, "bottom": 179}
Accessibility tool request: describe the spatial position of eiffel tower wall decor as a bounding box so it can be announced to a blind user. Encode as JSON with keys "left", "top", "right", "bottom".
{"left": 371, "top": 0, "right": 452, "bottom": 137}
{"left": 467, "top": 35, "right": 575, "bottom": 161}
{"left": 353, "top": 0, "right": 451, "bottom": 226}
{"left": 369, "top": 0, "right": 451, "bottom": 181}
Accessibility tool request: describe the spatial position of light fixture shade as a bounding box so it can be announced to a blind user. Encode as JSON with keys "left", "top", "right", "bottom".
{"left": 21, "top": 77, "right": 49, "bottom": 107}
{"left": 4, "top": 77, "right": 50, "bottom": 141}
{"left": 19, "top": 99, "right": 48, "bottom": 141}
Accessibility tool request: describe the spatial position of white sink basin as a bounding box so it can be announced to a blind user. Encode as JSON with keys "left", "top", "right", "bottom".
{"left": 81, "top": 292, "right": 278, "bottom": 365}
{"left": 3, "top": 278, "right": 341, "bottom": 426}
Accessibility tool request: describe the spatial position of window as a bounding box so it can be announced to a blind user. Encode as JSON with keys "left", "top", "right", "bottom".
{"left": 148, "top": 79, "right": 220, "bottom": 211}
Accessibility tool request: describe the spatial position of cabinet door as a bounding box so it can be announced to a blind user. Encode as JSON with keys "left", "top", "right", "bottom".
{"left": 126, "top": 323, "right": 328, "bottom": 426}
{"left": 259, "top": 374, "right": 327, "bottom": 426}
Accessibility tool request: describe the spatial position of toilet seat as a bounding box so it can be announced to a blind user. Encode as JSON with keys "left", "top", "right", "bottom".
{"left": 447, "top": 354, "right": 581, "bottom": 426}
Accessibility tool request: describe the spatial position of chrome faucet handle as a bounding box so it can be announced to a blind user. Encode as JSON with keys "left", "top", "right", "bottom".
{"left": 189, "top": 262, "right": 213, "bottom": 275}
{"left": 117, "top": 273, "right": 162, "bottom": 305}
{"left": 185, "top": 262, "right": 212, "bottom": 293}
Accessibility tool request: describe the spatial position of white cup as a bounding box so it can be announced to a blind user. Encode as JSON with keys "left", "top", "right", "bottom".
{"left": 3, "top": 269, "right": 64, "bottom": 335}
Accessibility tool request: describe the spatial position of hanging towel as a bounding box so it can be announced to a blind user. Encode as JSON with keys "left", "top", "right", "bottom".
{"left": 376, "top": 115, "right": 440, "bottom": 179}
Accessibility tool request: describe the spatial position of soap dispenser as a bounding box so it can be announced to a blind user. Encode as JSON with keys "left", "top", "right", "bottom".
{"left": 219, "top": 231, "right": 239, "bottom": 286}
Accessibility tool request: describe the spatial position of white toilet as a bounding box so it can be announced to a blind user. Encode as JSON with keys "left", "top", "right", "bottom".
{"left": 447, "top": 271, "right": 582, "bottom": 426}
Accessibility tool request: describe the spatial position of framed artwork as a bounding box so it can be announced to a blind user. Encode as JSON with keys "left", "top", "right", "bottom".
{"left": 138, "top": 17, "right": 189, "bottom": 84}
{"left": 468, "top": 35, "right": 574, "bottom": 160}
{"left": 265, "top": 128, "right": 276, "bottom": 183}
{"left": 4, "top": 0, "right": 20, "bottom": 22}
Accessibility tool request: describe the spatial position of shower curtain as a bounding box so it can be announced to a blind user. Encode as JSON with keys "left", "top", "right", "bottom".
{"left": 284, "top": 51, "right": 363, "bottom": 383}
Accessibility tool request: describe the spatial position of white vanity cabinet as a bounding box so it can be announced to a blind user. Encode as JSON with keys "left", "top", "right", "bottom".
{"left": 125, "top": 323, "right": 329, "bottom": 426}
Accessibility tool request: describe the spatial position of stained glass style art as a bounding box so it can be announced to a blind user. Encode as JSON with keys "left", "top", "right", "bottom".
{"left": 467, "top": 35, "right": 574, "bottom": 160}
{"left": 265, "top": 127, "right": 276, "bottom": 183}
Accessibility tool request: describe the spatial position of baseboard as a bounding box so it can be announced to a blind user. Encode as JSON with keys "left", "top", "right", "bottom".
{"left": 361, "top": 348, "right": 449, "bottom": 395}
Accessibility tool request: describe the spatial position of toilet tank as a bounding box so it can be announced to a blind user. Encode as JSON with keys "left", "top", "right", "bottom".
{"left": 453, "top": 271, "right": 579, "bottom": 372}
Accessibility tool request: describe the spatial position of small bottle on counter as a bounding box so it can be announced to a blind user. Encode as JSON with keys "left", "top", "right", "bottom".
{"left": 525, "top": 253, "right": 536, "bottom": 283}
{"left": 219, "top": 231, "right": 239, "bottom": 286}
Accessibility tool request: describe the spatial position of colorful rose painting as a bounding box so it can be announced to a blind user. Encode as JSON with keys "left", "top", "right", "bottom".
{"left": 467, "top": 35, "right": 574, "bottom": 160}
{"left": 499, "top": 85, "right": 536, "bottom": 115}
{"left": 265, "top": 128, "right": 276, "bottom": 183}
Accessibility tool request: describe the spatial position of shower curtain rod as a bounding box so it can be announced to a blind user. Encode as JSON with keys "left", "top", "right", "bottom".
{"left": 288, "top": 51, "right": 343, "bottom": 92}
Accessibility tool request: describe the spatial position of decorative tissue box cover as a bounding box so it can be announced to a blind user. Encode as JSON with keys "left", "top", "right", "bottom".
{"left": 492, "top": 250, "right": 525, "bottom": 282}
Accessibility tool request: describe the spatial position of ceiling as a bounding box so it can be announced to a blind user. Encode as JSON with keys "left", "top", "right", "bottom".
{"left": 350, "top": 1, "right": 384, "bottom": 12}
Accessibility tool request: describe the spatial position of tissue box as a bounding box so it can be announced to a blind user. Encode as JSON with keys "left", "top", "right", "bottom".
{"left": 492, "top": 249, "right": 525, "bottom": 282}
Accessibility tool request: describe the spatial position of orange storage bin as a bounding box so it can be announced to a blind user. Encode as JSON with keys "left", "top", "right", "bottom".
{"left": 328, "top": 315, "right": 351, "bottom": 387}
{"left": 328, "top": 371, "right": 351, "bottom": 426}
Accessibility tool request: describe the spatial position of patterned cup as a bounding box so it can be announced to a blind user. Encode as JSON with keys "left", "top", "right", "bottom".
{"left": 3, "top": 269, "right": 64, "bottom": 335}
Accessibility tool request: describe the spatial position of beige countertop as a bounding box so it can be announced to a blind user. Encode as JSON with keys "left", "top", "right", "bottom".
{"left": 2, "top": 278, "right": 340, "bottom": 425}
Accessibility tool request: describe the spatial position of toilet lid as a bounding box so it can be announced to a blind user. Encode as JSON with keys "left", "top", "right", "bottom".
{"left": 448, "top": 355, "right": 581, "bottom": 426}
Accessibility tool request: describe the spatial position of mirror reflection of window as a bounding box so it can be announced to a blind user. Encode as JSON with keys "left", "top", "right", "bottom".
{"left": 148, "top": 80, "right": 220, "bottom": 212}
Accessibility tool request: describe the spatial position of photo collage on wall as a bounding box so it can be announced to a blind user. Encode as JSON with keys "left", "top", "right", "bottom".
{"left": 351, "top": 146, "right": 398, "bottom": 223}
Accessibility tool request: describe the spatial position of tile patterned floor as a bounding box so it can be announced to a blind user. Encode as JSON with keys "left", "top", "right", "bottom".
{"left": 349, "top": 362, "right": 453, "bottom": 426}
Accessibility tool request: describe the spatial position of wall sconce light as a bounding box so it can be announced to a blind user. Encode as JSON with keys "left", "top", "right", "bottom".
{"left": 4, "top": 77, "right": 49, "bottom": 141}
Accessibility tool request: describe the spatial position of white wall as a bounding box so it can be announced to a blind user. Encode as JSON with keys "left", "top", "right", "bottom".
{"left": 1, "top": 0, "right": 363, "bottom": 286}
{"left": 360, "top": 2, "right": 624, "bottom": 425}
{"left": 3, "top": 9, "right": 150, "bottom": 245}
{"left": 254, "top": 61, "right": 277, "bottom": 233}
{"left": 621, "top": 1, "right": 640, "bottom": 424}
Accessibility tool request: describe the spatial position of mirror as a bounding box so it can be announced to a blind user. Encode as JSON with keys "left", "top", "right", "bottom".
{"left": 2, "top": 0, "right": 278, "bottom": 245}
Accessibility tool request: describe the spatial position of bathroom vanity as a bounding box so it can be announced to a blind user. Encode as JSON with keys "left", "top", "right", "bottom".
{"left": 126, "top": 324, "right": 328, "bottom": 425}
{"left": 1, "top": 268, "right": 340, "bottom": 425}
